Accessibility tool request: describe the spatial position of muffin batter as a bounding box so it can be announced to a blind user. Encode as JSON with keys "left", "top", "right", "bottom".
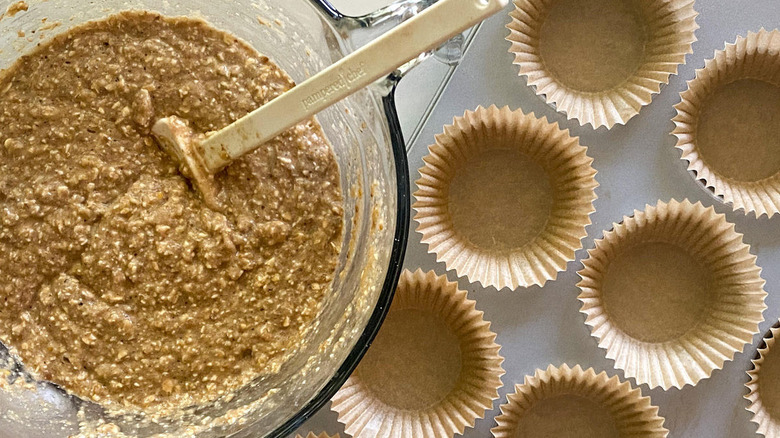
{"left": 0, "top": 11, "right": 344, "bottom": 411}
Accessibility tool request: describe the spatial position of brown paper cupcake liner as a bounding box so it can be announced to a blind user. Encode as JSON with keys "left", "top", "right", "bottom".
{"left": 330, "top": 269, "right": 504, "bottom": 438}
{"left": 413, "top": 105, "right": 597, "bottom": 290}
{"left": 673, "top": 29, "right": 780, "bottom": 217}
{"left": 746, "top": 321, "right": 780, "bottom": 438}
{"left": 578, "top": 199, "right": 766, "bottom": 390}
{"left": 492, "top": 364, "right": 668, "bottom": 437}
{"left": 506, "top": 0, "right": 698, "bottom": 129}
{"left": 295, "top": 433, "right": 340, "bottom": 438}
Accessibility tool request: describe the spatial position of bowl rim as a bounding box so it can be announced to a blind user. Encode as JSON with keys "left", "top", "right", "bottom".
{"left": 266, "top": 88, "right": 410, "bottom": 438}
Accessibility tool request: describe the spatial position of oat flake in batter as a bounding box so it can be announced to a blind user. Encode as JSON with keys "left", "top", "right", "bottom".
{"left": 0, "top": 11, "right": 344, "bottom": 411}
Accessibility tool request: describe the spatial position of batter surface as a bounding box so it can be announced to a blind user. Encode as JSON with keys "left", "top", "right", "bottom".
{"left": 0, "top": 11, "right": 343, "bottom": 411}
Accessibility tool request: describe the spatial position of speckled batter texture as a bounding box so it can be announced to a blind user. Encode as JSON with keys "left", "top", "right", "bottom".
{"left": 0, "top": 11, "right": 343, "bottom": 411}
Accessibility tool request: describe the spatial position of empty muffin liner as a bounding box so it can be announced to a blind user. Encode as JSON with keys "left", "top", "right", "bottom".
{"left": 413, "top": 105, "right": 597, "bottom": 290}
{"left": 578, "top": 199, "right": 766, "bottom": 390}
{"left": 295, "top": 433, "right": 340, "bottom": 438}
{"left": 506, "top": 0, "right": 698, "bottom": 129}
{"left": 746, "top": 321, "right": 780, "bottom": 438}
{"left": 330, "top": 269, "right": 504, "bottom": 438}
{"left": 673, "top": 29, "right": 780, "bottom": 217}
{"left": 491, "top": 364, "right": 668, "bottom": 438}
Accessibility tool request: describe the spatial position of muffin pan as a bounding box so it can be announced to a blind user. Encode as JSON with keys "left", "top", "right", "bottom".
{"left": 297, "top": 0, "right": 780, "bottom": 436}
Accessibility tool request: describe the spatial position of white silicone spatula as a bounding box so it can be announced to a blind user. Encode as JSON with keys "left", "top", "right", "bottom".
{"left": 153, "top": 0, "right": 508, "bottom": 207}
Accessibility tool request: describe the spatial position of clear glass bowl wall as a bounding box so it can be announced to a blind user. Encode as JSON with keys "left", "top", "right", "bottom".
{"left": 0, "top": 0, "right": 402, "bottom": 436}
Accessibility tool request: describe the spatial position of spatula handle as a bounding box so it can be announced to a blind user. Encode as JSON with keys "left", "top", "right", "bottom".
{"left": 199, "top": 0, "right": 508, "bottom": 172}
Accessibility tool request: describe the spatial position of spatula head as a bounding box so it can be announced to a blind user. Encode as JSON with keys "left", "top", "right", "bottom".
{"left": 152, "top": 116, "right": 222, "bottom": 210}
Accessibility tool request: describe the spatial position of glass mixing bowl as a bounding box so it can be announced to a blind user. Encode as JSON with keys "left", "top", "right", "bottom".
{"left": 0, "top": 0, "right": 431, "bottom": 436}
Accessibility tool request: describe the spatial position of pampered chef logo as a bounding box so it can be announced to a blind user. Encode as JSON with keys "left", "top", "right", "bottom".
{"left": 301, "top": 62, "right": 366, "bottom": 110}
